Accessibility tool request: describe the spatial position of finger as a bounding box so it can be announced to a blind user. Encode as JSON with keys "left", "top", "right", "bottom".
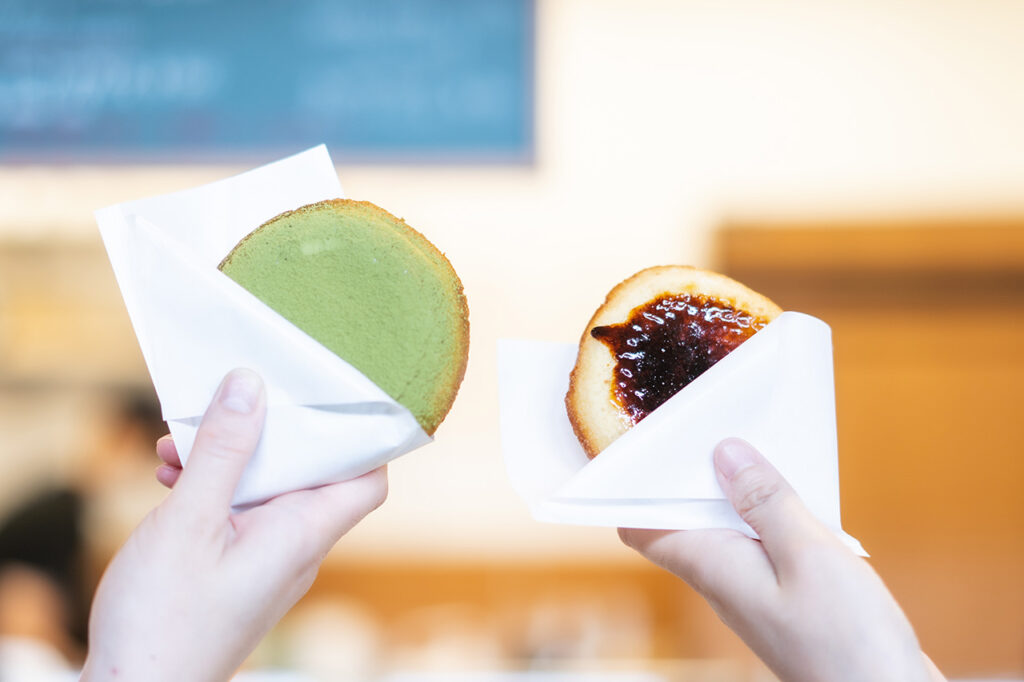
{"left": 301, "top": 466, "right": 389, "bottom": 544}
{"left": 171, "top": 369, "right": 267, "bottom": 522}
{"left": 156, "top": 435, "right": 181, "bottom": 468}
{"left": 242, "top": 467, "right": 388, "bottom": 560}
{"left": 713, "top": 438, "right": 835, "bottom": 575}
{"left": 619, "top": 527, "right": 778, "bottom": 607}
{"left": 155, "top": 464, "right": 181, "bottom": 488}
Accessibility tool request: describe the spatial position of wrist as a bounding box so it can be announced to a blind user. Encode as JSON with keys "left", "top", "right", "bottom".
{"left": 80, "top": 651, "right": 235, "bottom": 682}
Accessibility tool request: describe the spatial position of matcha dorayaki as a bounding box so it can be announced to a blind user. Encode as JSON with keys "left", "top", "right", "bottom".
{"left": 219, "top": 199, "right": 469, "bottom": 435}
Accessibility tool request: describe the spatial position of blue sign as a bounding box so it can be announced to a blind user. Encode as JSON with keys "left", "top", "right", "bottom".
{"left": 0, "top": 0, "right": 534, "bottom": 162}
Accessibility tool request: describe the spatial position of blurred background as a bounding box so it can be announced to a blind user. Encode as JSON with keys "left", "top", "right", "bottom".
{"left": 1, "top": 0, "right": 1023, "bottom": 680}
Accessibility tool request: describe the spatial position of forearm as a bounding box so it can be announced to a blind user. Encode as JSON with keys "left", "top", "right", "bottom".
{"left": 80, "top": 652, "right": 233, "bottom": 682}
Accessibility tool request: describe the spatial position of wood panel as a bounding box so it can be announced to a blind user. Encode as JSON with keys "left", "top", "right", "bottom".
{"left": 718, "top": 220, "right": 1024, "bottom": 676}
{"left": 0, "top": 239, "right": 147, "bottom": 387}
{"left": 307, "top": 562, "right": 764, "bottom": 671}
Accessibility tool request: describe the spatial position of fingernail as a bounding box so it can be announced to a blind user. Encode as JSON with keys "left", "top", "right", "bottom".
{"left": 219, "top": 369, "right": 263, "bottom": 414}
{"left": 714, "top": 438, "right": 759, "bottom": 480}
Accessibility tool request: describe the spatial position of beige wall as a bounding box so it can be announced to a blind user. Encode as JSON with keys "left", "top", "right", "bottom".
{"left": 2, "top": 0, "right": 1024, "bottom": 561}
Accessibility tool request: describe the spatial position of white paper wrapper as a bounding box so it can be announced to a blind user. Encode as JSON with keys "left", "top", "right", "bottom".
{"left": 96, "top": 146, "right": 431, "bottom": 507}
{"left": 498, "top": 311, "right": 866, "bottom": 556}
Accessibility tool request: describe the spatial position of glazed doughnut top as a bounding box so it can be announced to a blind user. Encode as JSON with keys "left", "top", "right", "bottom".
{"left": 591, "top": 292, "right": 772, "bottom": 425}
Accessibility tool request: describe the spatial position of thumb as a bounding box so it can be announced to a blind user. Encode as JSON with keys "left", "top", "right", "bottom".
{"left": 171, "top": 369, "right": 267, "bottom": 522}
{"left": 714, "top": 438, "right": 832, "bottom": 570}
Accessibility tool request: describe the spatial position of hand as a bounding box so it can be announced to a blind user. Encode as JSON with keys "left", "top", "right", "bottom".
{"left": 619, "top": 438, "right": 945, "bottom": 682}
{"left": 81, "top": 369, "right": 388, "bottom": 682}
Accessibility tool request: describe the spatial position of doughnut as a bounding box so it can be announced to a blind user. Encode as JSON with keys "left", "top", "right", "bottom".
{"left": 566, "top": 265, "right": 781, "bottom": 457}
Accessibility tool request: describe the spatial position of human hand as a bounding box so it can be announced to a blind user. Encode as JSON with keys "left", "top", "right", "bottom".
{"left": 619, "top": 438, "right": 945, "bottom": 682}
{"left": 81, "top": 369, "right": 388, "bottom": 682}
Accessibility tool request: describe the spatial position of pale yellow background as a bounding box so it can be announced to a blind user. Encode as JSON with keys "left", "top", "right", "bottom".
{"left": 2, "top": 2, "right": 1024, "bottom": 677}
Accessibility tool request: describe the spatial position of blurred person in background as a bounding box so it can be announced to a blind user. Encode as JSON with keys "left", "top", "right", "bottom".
{"left": 0, "top": 388, "right": 166, "bottom": 681}
{"left": 0, "top": 488, "right": 84, "bottom": 681}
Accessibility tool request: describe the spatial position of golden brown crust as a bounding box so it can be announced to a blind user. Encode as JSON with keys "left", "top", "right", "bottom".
{"left": 565, "top": 265, "right": 782, "bottom": 457}
{"left": 220, "top": 199, "right": 445, "bottom": 269}
{"left": 340, "top": 199, "right": 470, "bottom": 435}
{"left": 429, "top": 274, "right": 470, "bottom": 435}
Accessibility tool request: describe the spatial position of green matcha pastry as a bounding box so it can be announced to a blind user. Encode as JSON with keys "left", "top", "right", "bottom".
{"left": 219, "top": 199, "right": 469, "bottom": 435}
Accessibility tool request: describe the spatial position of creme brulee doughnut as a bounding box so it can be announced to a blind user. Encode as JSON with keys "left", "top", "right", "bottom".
{"left": 565, "top": 265, "right": 782, "bottom": 457}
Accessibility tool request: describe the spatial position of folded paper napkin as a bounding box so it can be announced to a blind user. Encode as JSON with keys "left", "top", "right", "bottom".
{"left": 96, "top": 146, "right": 430, "bottom": 508}
{"left": 498, "top": 312, "right": 867, "bottom": 556}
